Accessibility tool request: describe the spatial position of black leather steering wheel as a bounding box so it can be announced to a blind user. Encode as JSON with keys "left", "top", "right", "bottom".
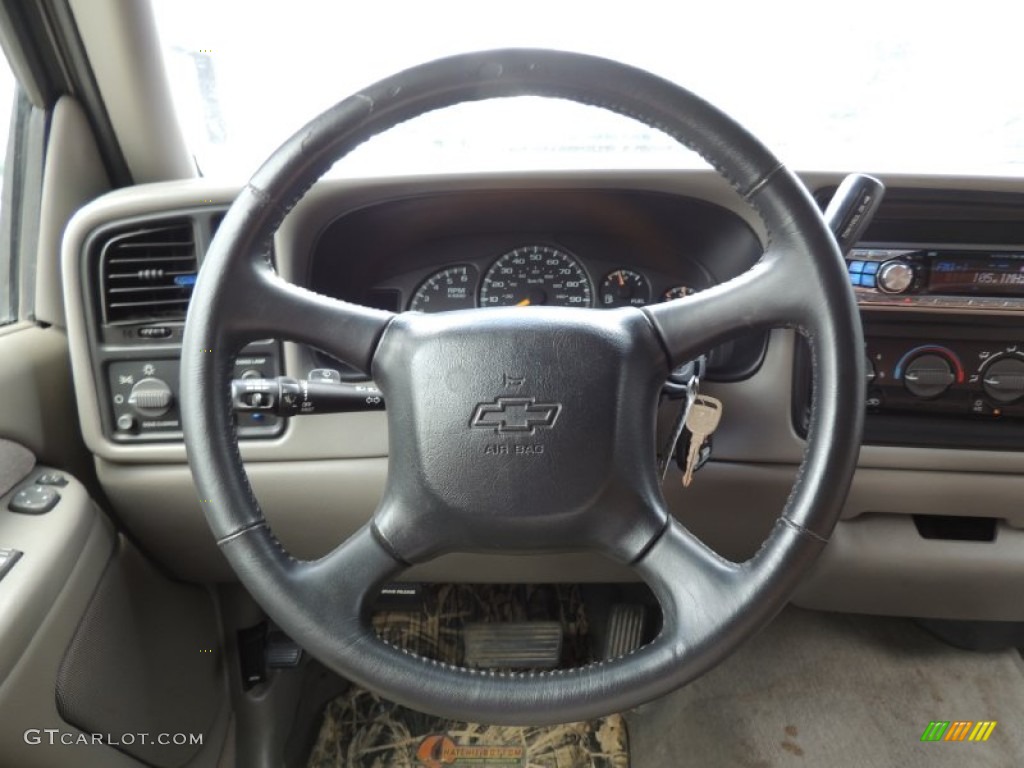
{"left": 181, "top": 49, "right": 864, "bottom": 726}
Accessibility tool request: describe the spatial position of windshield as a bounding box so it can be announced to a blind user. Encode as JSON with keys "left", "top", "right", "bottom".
{"left": 153, "top": 1, "right": 1024, "bottom": 180}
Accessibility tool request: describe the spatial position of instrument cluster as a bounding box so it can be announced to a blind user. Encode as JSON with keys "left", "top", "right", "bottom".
{"left": 379, "top": 243, "right": 701, "bottom": 314}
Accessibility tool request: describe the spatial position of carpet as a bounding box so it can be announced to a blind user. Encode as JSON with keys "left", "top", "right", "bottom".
{"left": 307, "top": 584, "right": 629, "bottom": 768}
{"left": 627, "top": 606, "right": 1024, "bottom": 767}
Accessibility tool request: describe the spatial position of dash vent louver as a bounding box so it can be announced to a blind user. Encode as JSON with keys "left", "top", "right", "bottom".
{"left": 99, "top": 221, "right": 197, "bottom": 324}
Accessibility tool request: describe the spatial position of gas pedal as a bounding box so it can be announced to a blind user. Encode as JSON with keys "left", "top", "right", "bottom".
{"left": 603, "top": 604, "right": 646, "bottom": 660}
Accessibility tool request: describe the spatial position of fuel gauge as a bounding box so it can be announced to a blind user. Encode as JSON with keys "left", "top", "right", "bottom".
{"left": 599, "top": 269, "right": 649, "bottom": 307}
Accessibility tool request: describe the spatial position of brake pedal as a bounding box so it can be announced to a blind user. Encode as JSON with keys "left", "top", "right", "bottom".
{"left": 464, "top": 622, "right": 562, "bottom": 669}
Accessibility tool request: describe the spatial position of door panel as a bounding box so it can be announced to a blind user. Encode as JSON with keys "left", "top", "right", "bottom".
{"left": 0, "top": 464, "right": 128, "bottom": 767}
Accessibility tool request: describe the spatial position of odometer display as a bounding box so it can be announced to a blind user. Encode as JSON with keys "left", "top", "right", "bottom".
{"left": 479, "top": 245, "right": 592, "bottom": 308}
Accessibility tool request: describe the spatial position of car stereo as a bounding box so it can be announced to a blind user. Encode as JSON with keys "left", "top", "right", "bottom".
{"left": 848, "top": 245, "right": 1024, "bottom": 310}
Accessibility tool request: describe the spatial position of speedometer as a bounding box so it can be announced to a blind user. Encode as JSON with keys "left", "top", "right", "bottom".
{"left": 479, "top": 245, "right": 592, "bottom": 308}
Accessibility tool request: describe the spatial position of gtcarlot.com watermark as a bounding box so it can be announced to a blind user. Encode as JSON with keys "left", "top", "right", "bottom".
{"left": 25, "top": 729, "right": 202, "bottom": 747}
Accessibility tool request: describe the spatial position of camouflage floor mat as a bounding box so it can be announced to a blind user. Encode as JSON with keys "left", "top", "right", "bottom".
{"left": 307, "top": 585, "right": 630, "bottom": 768}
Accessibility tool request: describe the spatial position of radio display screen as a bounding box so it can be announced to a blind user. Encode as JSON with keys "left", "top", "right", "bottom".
{"left": 929, "top": 255, "right": 1024, "bottom": 295}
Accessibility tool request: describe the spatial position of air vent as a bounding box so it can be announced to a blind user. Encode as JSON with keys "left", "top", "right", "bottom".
{"left": 99, "top": 221, "right": 197, "bottom": 324}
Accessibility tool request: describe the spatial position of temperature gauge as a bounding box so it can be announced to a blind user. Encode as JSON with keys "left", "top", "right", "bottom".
{"left": 599, "top": 269, "right": 649, "bottom": 307}
{"left": 662, "top": 285, "right": 695, "bottom": 301}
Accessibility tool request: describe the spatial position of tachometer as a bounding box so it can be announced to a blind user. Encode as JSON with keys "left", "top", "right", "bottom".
{"left": 479, "top": 245, "right": 591, "bottom": 308}
{"left": 409, "top": 265, "right": 478, "bottom": 312}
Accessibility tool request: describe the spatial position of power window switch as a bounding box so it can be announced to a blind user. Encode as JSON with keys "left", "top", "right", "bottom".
{"left": 0, "top": 549, "right": 22, "bottom": 581}
{"left": 35, "top": 472, "right": 68, "bottom": 487}
{"left": 9, "top": 485, "right": 60, "bottom": 514}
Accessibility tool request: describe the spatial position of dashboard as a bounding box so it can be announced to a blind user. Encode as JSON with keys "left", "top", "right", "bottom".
{"left": 59, "top": 170, "right": 1024, "bottom": 623}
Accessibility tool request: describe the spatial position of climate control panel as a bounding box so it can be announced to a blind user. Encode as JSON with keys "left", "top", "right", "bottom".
{"left": 867, "top": 336, "right": 1024, "bottom": 418}
{"left": 796, "top": 317, "right": 1024, "bottom": 448}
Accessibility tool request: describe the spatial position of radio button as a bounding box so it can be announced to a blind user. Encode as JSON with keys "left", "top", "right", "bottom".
{"left": 982, "top": 357, "right": 1024, "bottom": 404}
{"left": 877, "top": 261, "right": 915, "bottom": 294}
{"left": 876, "top": 260, "right": 917, "bottom": 292}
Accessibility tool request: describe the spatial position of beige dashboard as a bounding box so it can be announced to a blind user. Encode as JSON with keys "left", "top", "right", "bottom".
{"left": 61, "top": 169, "right": 1024, "bottom": 621}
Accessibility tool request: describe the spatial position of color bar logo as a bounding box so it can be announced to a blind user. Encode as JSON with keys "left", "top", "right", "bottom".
{"left": 921, "top": 721, "right": 997, "bottom": 742}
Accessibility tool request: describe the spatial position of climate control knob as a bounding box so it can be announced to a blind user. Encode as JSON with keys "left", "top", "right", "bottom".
{"left": 128, "top": 377, "right": 173, "bottom": 417}
{"left": 903, "top": 354, "right": 955, "bottom": 398}
{"left": 877, "top": 261, "right": 915, "bottom": 294}
{"left": 982, "top": 357, "right": 1024, "bottom": 404}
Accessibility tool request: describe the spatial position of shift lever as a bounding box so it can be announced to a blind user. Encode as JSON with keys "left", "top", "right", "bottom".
{"left": 822, "top": 173, "right": 885, "bottom": 256}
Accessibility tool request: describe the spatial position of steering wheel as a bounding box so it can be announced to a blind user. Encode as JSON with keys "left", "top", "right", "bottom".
{"left": 181, "top": 49, "right": 863, "bottom": 726}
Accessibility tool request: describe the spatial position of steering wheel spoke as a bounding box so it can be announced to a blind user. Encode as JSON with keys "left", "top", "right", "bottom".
{"left": 223, "top": 265, "right": 394, "bottom": 375}
{"left": 634, "top": 515, "right": 828, "bottom": 662}
{"left": 219, "top": 522, "right": 406, "bottom": 655}
{"left": 635, "top": 518, "right": 740, "bottom": 638}
{"left": 644, "top": 250, "right": 809, "bottom": 366}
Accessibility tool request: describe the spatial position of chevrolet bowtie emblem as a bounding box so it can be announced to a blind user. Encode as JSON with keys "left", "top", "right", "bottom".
{"left": 470, "top": 397, "right": 562, "bottom": 434}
